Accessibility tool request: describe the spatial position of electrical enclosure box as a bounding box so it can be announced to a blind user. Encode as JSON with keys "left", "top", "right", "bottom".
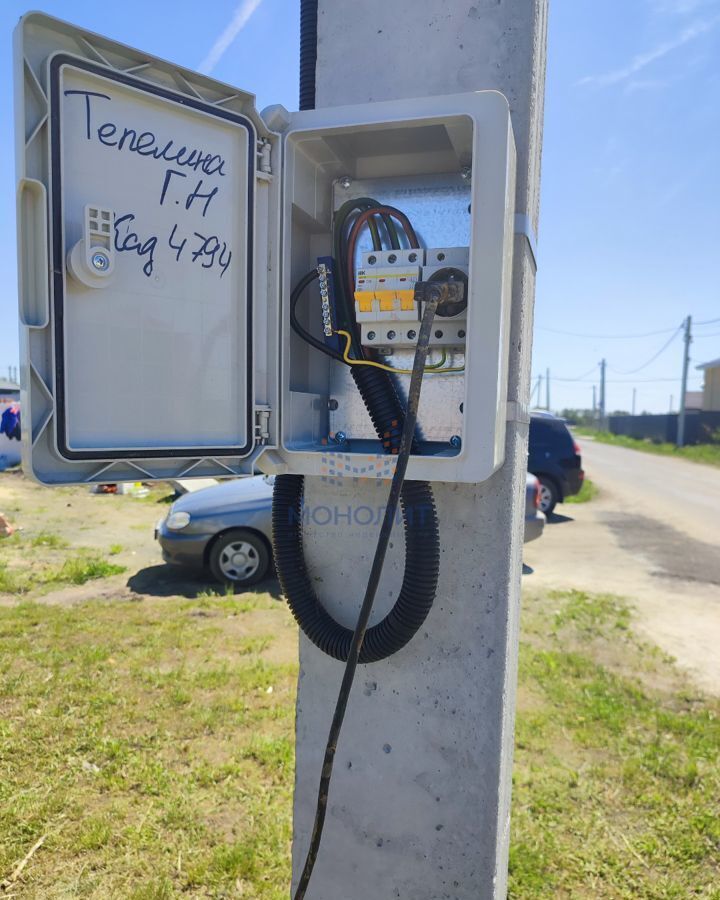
{"left": 15, "top": 12, "right": 516, "bottom": 487}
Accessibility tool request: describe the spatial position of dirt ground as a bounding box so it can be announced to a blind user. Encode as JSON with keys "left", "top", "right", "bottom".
{"left": 524, "top": 441, "right": 720, "bottom": 696}
{"left": 0, "top": 471, "right": 273, "bottom": 605}
{"left": 4, "top": 449, "right": 718, "bottom": 697}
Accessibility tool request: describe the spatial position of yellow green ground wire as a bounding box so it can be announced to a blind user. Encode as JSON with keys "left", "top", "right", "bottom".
{"left": 335, "top": 329, "right": 465, "bottom": 375}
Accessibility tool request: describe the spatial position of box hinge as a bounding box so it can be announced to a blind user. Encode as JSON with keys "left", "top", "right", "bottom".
{"left": 254, "top": 405, "right": 272, "bottom": 444}
{"left": 257, "top": 139, "right": 272, "bottom": 176}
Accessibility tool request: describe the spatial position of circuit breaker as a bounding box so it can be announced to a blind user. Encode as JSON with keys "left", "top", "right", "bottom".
{"left": 354, "top": 247, "right": 469, "bottom": 349}
{"left": 15, "top": 12, "right": 516, "bottom": 486}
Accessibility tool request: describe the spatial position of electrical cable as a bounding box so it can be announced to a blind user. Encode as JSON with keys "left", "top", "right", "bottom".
{"left": 289, "top": 269, "right": 346, "bottom": 363}
{"left": 696, "top": 317, "right": 720, "bottom": 326}
{"left": 288, "top": 291, "right": 442, "bottom": 900}
{"left": 607, "top": 326, "right": 682, "bottom": 375}
{"left": 335, "top": 329, "right": 464, "bottom": 374}
{"left": 345, "top": 206, "right": 420, "bottom": 299}
{"left": 536, "top": 325, "right": 680, "bottom": 339}
{"left": 333, "top": 200, "right": 413, "bottom": 358}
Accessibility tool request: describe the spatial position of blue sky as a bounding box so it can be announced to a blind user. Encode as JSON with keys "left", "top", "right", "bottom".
{"left": 1, "top": 0, "right": 718, "bottom": 413}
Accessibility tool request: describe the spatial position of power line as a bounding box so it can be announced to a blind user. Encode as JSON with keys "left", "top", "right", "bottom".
{"left": 536, "top": 324, "right": 680, "bottom": 339}
{"left": 607, "top": 326, "right": 682, "bottom": 375}
{"left": 695, "top": 317, "right": 720, "bottom": 326}
{"left": 550, "top": 375, "right": 703, "bottom": 384}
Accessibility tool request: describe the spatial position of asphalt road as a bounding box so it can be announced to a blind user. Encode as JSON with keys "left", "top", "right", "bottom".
{"left": 524, "top": 438, "right": 720, "bottom": 694}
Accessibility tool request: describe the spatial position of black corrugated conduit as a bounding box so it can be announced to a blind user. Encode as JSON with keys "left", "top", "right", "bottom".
{"left": 272, "top": 364, "right": 439, "bottom": 664}
{"left": 299, "top": 0, "right": 318, "bottom": 110}
{"left": 272, "top": 475, "right": 438, "bottom": 664}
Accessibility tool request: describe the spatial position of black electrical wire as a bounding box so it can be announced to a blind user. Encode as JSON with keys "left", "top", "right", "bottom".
{"left": 332, "top": 199, "right": 409, "bottom": 357}
{"left": 289, "top": 291, "right": 442, "bottom": 900}
{"left": 289, "top": 268, "right": 346, "bottom": 363}
{"left": 607, "top": 326, "right": 682, "bottom": 375}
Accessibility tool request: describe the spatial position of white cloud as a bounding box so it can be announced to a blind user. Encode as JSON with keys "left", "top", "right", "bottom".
{"left": 623, "top": 77, "right": 672, "bottom": 93}
{"left": 578, "top": 16, "right": 720, "bottom": 87}
{"left": 198, "top": 0, "right": 265, "bottom": 75}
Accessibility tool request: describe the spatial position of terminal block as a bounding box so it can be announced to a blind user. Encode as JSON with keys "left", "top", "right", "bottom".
{"left": 354, "top": 247, "right": 469, "bottom": 348}
{"left": 317, "top": 257, "right": 342, "bottom": 354}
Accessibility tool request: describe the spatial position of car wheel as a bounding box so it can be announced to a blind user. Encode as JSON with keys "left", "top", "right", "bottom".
{"left": 208, "top": 529, "right": 270, "bottom": 589}
{"left": 537, "top": 477, "right": 559, "bottom": 515}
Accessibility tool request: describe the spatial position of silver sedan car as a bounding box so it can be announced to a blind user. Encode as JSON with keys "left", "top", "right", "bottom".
{"left": 156, "top": 473, "right": 545, "bottom": 587}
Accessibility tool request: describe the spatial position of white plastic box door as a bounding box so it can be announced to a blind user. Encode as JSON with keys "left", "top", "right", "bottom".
{"left": 15, "top": 13, "right": 280, "bottom": 485}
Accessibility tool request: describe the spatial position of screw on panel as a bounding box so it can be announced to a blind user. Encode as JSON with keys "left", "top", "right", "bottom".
{"left": 450, "top": 435, "right": 462, "bottom": 449}
{"left": 91, "top": 251, "right": 110, "bottom": 272}
{"left": 333, "top": 431, "right": 347, "bottom": 444}
{"left": 460, "top": 166, "right": 472, "bottom": 180}
{"left": 339, "top": 176, "right": 352, "bottom": 189}
{"left": 328, "top": 399, "right": 339, "bottom": 410}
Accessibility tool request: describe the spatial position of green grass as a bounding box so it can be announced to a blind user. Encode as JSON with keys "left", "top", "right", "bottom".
{"left": 511, "top": 590, "right": 720, "bottom": 898}
{"left": 564, "top": 477, "right": 598, "bottom": 504}
{"left": 1, "top": 588, "right": 718, "bottom": 897}
{"left": 30, "top": 532, "right": 69, "bottom": 550}
{"left": 0, "top": 553, "right": 125, "bottom": 595}
{"left": 0, "top": 591, "right": 295, "bottom": 898}
{"left": 576, "top": 429, "right": 720, "bottom": 468}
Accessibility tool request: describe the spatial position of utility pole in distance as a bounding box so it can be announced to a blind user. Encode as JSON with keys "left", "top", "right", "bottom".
{"left": 546, "top": 367, "right": 550, "bottom": 411}
{"left": 293, "top": 2, "right": 548, "bottom": 897}
{"left": 592, "top": 384, "right": 597, "bottom": 417}
{"left": 632, "top": 387, "right": 636, "bottom": 417}
{"left": 677, "top": 315, "right": 692, "bottom": 447}
{"left": 599, "top": 358, "right": 607, "bottom": 422}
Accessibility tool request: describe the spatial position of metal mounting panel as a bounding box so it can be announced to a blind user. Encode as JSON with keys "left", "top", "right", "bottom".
{"left": 15, "top": 12, "right": 281, "bottom": 485}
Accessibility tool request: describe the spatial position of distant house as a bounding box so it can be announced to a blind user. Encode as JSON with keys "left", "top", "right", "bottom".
{"left": 697, "top": 358, "right": 720, "bottom": 411}
{"left": 684, "top": 390, "right": 704, "bottom": 411}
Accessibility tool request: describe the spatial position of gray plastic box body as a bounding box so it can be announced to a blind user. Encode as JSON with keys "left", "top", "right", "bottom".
{"left": 15, "top": 12, "right": 516, "bottom": 486}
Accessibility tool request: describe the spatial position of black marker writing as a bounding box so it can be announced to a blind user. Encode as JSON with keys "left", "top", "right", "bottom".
{"left": 159, "top": 168, "right": 187, "bottom": 206}
{"left": 114, "top": 213, "right": 158, "bottom": 277}
{"left": 185, "top": 179, "right": 219, "bottom": 217}
{"left": 64, "top": 90, "right": 228, "bottom": 177}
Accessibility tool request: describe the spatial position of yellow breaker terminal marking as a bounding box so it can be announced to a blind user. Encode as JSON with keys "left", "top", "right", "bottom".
{"left": 355, "top": 289, "right": 416, "bottom": 311}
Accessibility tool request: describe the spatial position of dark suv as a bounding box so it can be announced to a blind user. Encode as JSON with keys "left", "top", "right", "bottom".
{"left": 528, "top": 412, "right": 584, "bottom": 514}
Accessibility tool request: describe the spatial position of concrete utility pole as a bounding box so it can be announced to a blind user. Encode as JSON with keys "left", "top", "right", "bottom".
{"left": 599, "top": 358, "right": 607, "bottom": 422}
{"left": 592, "top": 384, "right": 597, "bottom": 415}
{"left": 677, "top": 315, "right": 692, "bottom": 447}
{"left": 537, "top": 373, "right": 543, "bottom": 409}
{"left": 546, "top": 367, "right": 550, "bottom": 411}
{"left": 293, "top": 2, "right": 548, "bottom": 898}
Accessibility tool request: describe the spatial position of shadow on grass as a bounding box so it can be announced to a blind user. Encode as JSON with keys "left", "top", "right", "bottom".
{"left": 127, "top": 564, "right": 283, "bottom": 601}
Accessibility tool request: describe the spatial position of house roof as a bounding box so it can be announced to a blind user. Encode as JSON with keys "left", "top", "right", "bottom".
{"left": 696, "top": 357, "right": 720, "bottom": 371}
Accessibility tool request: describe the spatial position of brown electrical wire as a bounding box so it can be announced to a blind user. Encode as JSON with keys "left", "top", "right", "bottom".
{"left": 344, "top": 206, "right": 420, "bottom": 304}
